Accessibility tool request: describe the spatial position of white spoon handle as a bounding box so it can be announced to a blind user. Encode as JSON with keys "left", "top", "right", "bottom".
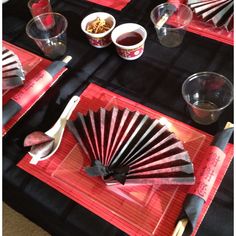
{"left": 30, "top": 157, "right": 40, "bottom": 165}
{"left": 29, "top": 96, "right": 80, "bottom": 165}
{"left": 60, "top": 95, "right": 80, "bottom": 120}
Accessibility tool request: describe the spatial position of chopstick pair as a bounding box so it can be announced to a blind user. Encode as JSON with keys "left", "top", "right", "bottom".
{"left": 172, "top": 122, "right": 234, "bottom": 236}
{"left": 172, "top": 218, "right": 188, "bottom": 236}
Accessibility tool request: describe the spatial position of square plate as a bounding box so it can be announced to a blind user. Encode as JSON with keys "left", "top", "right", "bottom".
{"left": 17, "top": 83, "right": 234, "bottom": 236}
{"left": 51, "top": 95, "right": 205, "bottom": 235}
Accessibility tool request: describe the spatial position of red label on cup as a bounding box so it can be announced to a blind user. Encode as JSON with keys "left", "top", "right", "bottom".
{"left": 117, "top": 45, "right": 144, "bottom": 59}
{"left": 31, "top": 0, "right": 51, "bottom": 16}
{"left": 32, "top": 0, "right": 48, "bottom": 8}
{"left": 30, "top": 0, "right": 54, "bottom": 29}
{"left": 189, "top": 146, "right": 225, "bottom": 201}
{"left": 87, "top": 34, "right": 112, "bottom": 47}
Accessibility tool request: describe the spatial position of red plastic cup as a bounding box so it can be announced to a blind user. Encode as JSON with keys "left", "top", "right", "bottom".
{"left": 28, "top": 0, "right": 52, "bottom": 17}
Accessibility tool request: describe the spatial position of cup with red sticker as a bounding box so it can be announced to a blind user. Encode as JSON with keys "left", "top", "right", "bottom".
{"left": 111, "top": 23, "right": 147, "bottom": 60}
{"left": 26, "top": 12, "right": 68, "bottom": 59}
{"left": 28, "top": 0, "right": 54, "bottom": 30}
{"left": 81, "top": 12, "right": 116, "bottom": 48}
{"left": 28, "top": 0, "right": 52, "bottom": 17}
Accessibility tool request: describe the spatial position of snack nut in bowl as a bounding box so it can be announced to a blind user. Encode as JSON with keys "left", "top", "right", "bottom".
{"left": 111, "top": 23, "right": 147, "bottom": 60}
{"left": 81, "top": 12, "right": 116, "bottom": 48}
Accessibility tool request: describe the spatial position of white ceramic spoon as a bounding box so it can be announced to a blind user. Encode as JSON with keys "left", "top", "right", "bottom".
{"left": 29, "top": 95, "right": 80, "bottom": 165}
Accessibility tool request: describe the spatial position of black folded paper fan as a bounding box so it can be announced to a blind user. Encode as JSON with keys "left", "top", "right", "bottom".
{"left": 2, "top": 47, "right": 25, "bottom": 90}
{"left": 67, "top": 107, "right": 195, "bottom": 185}
{"left": 187, "top": 0, "right": 234, "bottom": 31}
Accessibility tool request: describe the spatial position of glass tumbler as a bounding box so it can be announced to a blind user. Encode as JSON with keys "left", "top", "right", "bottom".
{"left": 26, "top": 12, "right": 68, "bottom": 60}
{"left": 150, "top": 3, "right": 193, "bottom": 48}
{"left": 182, "top": 72, "right": 233, "bottom": 125}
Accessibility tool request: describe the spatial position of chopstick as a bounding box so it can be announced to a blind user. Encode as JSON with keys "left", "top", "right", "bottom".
{"left": 172, "top": 218, "right": 188, "bottom": 236}
{"left": 172, "top": 122, "right": 234, "bottom": 236}
{"left": 225, "top": 121, "right": 234, "bottom": 129}
{"left": 155, "top": 14, "right": 169, "bottom": 30}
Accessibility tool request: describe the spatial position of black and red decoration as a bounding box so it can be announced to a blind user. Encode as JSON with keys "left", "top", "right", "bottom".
{"left": 2, "top": 55, "right": 71, "bottom": 127}
{"left": 67, "top": 107, "right": 195, "bottom": 185}
{"left": 187, "top": 0, "right": 234, "bottom": 31}
{"left": 2, "top": 47, "right": 25, "bottom": 90}
{"left": 173, "top": 122, "right": 234, "bottom": 236}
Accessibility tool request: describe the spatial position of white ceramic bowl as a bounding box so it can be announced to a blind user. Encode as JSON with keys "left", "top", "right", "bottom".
{"left": 111, "top": 23, "right": 147, "bottom": 60}
{"left": 81, "top": 12, "right": 116, "bottom": 48}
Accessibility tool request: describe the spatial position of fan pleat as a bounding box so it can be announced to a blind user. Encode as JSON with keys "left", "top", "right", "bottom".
{"left": 211, "top": 1, "right": 233, "bottom": 27}
{"left": 128, "top": 140, "right": 184, "bottom": 168}
{"left": 108, "top": 110, "right": 140, "bottom": 166}
{"left": 110, "top": 114, "right": 149, "bottom": 168}
{"left": 189, "top": 0, "right": 224, "bottom": 9}
{"left": 105, "top": 107, "right": 119, "bottom": 165}
{"left": 224, "top": 13, "right": 233, "bottom": 31}
{"left": 88, "top": 110, "right": 100, "bottom": 160}
{"left": 187, "top": 0, "right": 234, "bottom": 31}
{"left": 77, "top": 113, "right": 98, "bottom": 161}
{"left": 118, "top": 118, "right": 160, "bottom": 166}
{"left": 127, "top": 164, "right": 194, "bottom": 178}
{"left": 125, "top": 131, "right": 175, "bottom": 166}
{"left": 2, "top": 47, "right": 25, "bottom": 90}
{"left": 193, "top": 0, "right": 229, "bottom": 14}
{"left": 106, "top": 108, "right": 131, "bottom": 163}
{"left": 67, "top": 119, "right": 90, "bottom": 158}
{"left": 130, "top": 151, "right": 191, "bottom": 173}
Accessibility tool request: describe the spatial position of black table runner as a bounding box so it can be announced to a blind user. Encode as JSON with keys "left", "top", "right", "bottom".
{"left": 3, "top": 0, "right": 233, "bottom": 236}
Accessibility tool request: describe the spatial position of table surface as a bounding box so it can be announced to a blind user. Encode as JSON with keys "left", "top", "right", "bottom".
{"left": 3, "top": 0, "right": 233, "bottom": 236}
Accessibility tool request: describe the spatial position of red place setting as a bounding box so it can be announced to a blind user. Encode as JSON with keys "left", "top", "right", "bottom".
{"left": 2, "top": 41, "right": 68, "bottom": 136}
{"left": 17, "top": 83, "right": 234, "bottom": 236}
{"left": 168, "top": 0, "right": 234, "bottom": 45}
{"left": 87, "top": 0, "right": 131, "bottom": 11}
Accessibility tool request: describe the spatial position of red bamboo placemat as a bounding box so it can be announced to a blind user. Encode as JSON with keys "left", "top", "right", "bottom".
{"left": 2, "top": 41, "right": 68, "bottom": 136}
{"left": 168, "top": 0, "right": 233, "bottom": 45}
{"left": 87, "top": 0, "right": 131, "bottom": 11}
{"left": 17, "top": 83, "right": 234, "bottom": 236}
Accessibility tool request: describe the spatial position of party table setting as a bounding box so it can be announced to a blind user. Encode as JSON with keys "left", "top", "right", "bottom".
{"left": 2, "top": 0, "right": 234, "bottom": 236}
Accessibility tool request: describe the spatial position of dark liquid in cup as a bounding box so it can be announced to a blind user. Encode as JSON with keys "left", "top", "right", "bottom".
{"left": 116, "top": 32, "right": 142, "bottom": 46}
